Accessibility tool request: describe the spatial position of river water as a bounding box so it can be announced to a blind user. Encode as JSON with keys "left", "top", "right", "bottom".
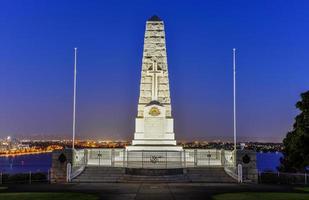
{"left": 0, "top": 153, "right": 52, "bottom": 174}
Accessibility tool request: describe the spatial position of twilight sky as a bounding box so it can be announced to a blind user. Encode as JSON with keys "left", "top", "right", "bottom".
{"left": 0, "top": 0, "right": 309, "bottom": 142}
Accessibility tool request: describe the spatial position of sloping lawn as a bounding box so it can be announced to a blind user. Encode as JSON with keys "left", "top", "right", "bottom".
{"left": 0, "top": 192, "right": 98, "bottom": 200}
{"left": 295, "top": 187, "right": 309, "bottom": 192}
{"left": 212, "top": 192, "right": 309, "bottom": 200}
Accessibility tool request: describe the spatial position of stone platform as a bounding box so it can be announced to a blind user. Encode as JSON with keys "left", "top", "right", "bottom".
{"left": 51, "top": 148, "right": 258, "bottom": 183}
{"left": 125, "top": 168, "right": 184, "bottom": 176}
{"left": 125, "top": 145, "right": 183, "bottom": 151}
{"left": 72, "top": 166, "right": 237, "bottom": 183}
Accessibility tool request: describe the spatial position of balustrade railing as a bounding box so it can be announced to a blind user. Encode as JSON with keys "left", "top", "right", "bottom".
{"left": 78, "top": 148, "right": 232, "bottom": 169}
{"left": 222, "top": 150, "right": 239, "bottom": 181}
{"left": 71, "top": 149, "right": 86, "bottom": 180}
{"left": 67, "top": 148, "right": 242, "bottom": 182}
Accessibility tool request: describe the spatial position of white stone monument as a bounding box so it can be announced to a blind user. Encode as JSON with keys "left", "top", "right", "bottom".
{"left": 126, "top": 16, "right": 183, "bottom": 151}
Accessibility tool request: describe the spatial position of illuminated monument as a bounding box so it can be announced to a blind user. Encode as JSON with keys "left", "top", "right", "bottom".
{"left": 51, "top": 15, "right": 257, "bottom": 184}
{"left": 126, "top": 15, "right": 182, "bottom": 151}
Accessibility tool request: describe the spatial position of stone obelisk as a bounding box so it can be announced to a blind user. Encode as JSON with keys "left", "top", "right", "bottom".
{"left": 126, "top": 15, "right": 182, "bottom": 151}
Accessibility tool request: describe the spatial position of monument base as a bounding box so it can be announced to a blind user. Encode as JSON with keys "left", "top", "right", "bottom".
{"left": 126, "top": 145, "right": 183, "bottom": 151}
{"left": 125, "top": 168, "right": 184, "bottom": 176}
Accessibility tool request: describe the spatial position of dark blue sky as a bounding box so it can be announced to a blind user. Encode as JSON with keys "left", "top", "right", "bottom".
{"left": 0, "top": 0, "right": 308, "bottom": 142}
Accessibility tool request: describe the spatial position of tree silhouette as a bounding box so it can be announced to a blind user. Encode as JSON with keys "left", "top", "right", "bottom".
{"left": 279, "top": 91, "right": 309, "bottom": 172}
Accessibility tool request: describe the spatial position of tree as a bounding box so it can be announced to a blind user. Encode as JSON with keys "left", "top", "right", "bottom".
{"left": 279, "top": 91, "right": 309, "bottom": 172}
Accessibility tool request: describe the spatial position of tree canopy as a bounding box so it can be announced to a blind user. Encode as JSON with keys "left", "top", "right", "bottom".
{"left": 279, "top": 91, "right": 309, "bottom": 172}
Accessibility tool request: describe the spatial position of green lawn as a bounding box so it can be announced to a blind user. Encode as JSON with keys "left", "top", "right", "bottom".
{"left": 295, "top": 187, "right": 309, "bottom": 192}
{"left": 212, "top": 192, "right": 309, "bottom": 200}
{"left": 0, "top": 192, "right": 98, "bottom": 200}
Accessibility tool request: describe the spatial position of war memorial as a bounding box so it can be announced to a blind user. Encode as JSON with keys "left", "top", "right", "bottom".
{"left": 51, "top": 16, "right": 258, "bottom": 183}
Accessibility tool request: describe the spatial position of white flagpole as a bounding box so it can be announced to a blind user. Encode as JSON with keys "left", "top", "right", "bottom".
{"left": 72, "top": 48, "right": 77, "bottom": 149}
{"left": 233, "top": 48, "right": 237, "bottom": 155}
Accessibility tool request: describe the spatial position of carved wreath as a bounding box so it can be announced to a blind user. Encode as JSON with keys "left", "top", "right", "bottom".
{"left": 150, "top": 155, "right": 162, "bottom": 163}
{"left": 149, "top": 107, "right": 160, "bottom": 116}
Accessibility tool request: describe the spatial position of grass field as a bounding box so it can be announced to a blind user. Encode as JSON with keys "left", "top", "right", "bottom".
{"left": 0, "top": 192, "right": 99, "bottom": 200}
{"left": 213, "top": 192, "right": 309, "bottom": 200}
{"left": 295, "top": 187, "right": 309, "bottom": 192}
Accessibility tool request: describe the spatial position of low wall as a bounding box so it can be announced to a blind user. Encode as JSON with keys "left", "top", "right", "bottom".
{"left": 236, "top": 149, "right": 258, "bottom": 183}
{"left": 50, "top": 148, "right": 237, "bottom": 182}
{"left": 50, "top": 149, "right": 73, "bottom": 183}
{"left": 86, "top": 148, "right": 227, "bottom": 168}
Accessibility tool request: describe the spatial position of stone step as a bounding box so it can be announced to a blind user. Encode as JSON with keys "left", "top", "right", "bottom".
{"left": 72, "top": 166, "right": 125, "bottom": 183}
{"left": 186, "top": 167, "right": 236, "bottom": 183}
{"left": 188, "top": 173, "right": 228, "bottom": 176}
{"left": 72, "top": 166, "right": 237, "bottom": 183}
{"left": 83, "top": 168, "right": 124, "bottom": 171}
{"left": 78, "top": 172, "right": 124, "bottom": 175}
{"left": 73, "top": 179, "right": 121, "bottom": 183}
{"left": 76, "top": 176, "right": 123, "bottom": 179}
{"left": 120, "top": 175, "right": 188, "bottom": 183}
{"left": 187, "top": 167, "right": 224, "bottom": 170}
{"left": 123, "top": 175, "right": 186, "bottom": 179}
{"left": 76, "top": 177, "right": 122, "bottom": 180}
{"left": 187, "top": 170, "right": 224, "bottom": 172}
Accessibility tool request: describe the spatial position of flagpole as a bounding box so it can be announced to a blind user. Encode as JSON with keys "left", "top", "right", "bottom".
{"left": 233, "top": 48, "right": 237, "bottom": 159}
{"left": 72, "top": 48, "right": 77, "bottom": 149}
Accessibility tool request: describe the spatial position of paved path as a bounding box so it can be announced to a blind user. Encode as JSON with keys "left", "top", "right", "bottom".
{"left": 2, "top": 183, "right": 295, "bottom": 200}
